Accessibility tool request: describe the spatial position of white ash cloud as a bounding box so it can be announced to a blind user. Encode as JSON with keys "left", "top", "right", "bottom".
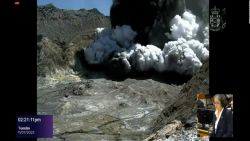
{"left": 162, "top": 38, "right": 207, "bottom": 74}
{"left": 84, "top": 11, "right": 209, "bottom": 75}
{"left": 112, "top": 25, "right": 137, "bottom": 48}
{"left": 203, "top": 26, "right": 209, "bottom": 49}
{"left": 166, "top": 11, "right": 199, "bottom": 40}
{"left": 84, "top": 25, "right": 137, "bottom": 64}
{"left": 119, "top": 44, "right": 165, "bottom": 72}
{"left": 117, "top": 38, "right": 207, "bottom": 75}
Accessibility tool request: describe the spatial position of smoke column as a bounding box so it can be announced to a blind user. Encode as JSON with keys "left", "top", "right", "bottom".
{"left": 84, "top": 0, "right": 209, "bottom": 75}
{"left": 84, "top": 11, "right": 209, "bottom": 75}
{"left": 183, "top": 0, "right": 186, "bottom": 11}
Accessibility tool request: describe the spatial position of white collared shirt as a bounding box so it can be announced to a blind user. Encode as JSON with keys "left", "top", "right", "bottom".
{"left": 215, "top": 108, "right": 224, "bottom": 133}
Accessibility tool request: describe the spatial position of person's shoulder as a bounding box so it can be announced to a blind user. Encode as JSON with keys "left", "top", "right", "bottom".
{"left": 224, "top": 108, "right": 233, "bottom": 116}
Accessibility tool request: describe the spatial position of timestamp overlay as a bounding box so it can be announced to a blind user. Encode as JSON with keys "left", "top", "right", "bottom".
{"left": 16, "top": 115, "right": 53, "bottom": 138}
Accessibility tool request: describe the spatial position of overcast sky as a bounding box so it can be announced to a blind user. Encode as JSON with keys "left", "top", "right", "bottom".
{"left": 37, "top": 0, "right": 113, "bottom": 16}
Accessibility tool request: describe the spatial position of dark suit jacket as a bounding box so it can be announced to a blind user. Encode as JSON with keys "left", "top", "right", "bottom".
{"left": 210, "top": 108, "right": 233, "bottom": 138}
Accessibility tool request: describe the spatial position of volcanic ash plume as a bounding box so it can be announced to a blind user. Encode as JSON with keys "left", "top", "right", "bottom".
{"left": 84, "top": 25, "right": 137, "bottom": 64}
{"left": 203, "top": 26, "right": 209, "bottom": 49}
{"left": 84, "top": 11, "right": 209, "bottom": 75}
{"left": 166, "top": 11, "right": 199, "bottom": 40}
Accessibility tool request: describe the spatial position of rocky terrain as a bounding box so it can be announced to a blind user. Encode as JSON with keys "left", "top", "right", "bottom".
{"left": 38, "top": 76, "right": 183, "bottom": 140}
{"left": 37, "top": 4, "right": 110, "bottom": 44}
{"left": 37, "top": 4, "right": 209, "bottom": 141}
{"left": 37, "top": 4, "right": 110, "bottom": 76}
{"left": 144, "top": 61, "right": 209, "bottom": 141}
{"left": 37, "top": 61, "right": 208, "bottom": 141}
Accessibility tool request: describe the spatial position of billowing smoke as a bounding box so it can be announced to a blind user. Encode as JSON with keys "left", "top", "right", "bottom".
{"left": 166, "top": 11, "right": 199, "bottom": 40}
{"left": 203, "top": 26, "right": 209, "bottom": 49}
{"left": 110, "top": 0, "right": 158, "bottom": 45}
{"left": 84, "top": 25, "right": 137, "bottom": 64}
{"left": 84, "top": 11, "right": 209, "bottom": 75}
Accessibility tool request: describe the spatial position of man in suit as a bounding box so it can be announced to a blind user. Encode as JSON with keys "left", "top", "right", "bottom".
{"left": 210, "top": 94, "right": 233, "bottom": 138}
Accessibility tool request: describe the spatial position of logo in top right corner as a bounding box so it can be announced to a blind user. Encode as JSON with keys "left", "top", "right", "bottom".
{"left": 210, "top": 6, "right": 226, "bottom": 31}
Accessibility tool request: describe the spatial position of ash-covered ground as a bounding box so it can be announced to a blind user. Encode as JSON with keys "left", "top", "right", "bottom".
{"left": 37, "top": 60, "right": 208, "bottom": 141}
{"left": 37, "top": 61, "right": 208, "bottom": 141}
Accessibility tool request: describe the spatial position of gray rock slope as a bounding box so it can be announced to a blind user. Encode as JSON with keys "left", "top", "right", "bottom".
{"left": 37, "top": 61, "right": 208, "bottom": 141}
{"left": 37, "top": 4, "right": 110, "bottom": 76}
{"left": 38, "top": 78, "right": 182, "bottom": 140}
